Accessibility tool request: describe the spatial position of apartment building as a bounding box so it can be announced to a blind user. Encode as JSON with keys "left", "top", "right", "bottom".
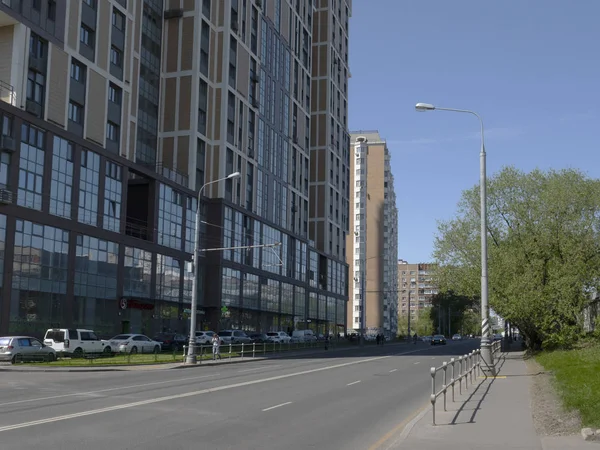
{"left": 346, "top": 131, "right": 398, "bottom": 339}
{"left": 397, "top": 260, "right": 438, "bottom": 319}
{"left": 0, "top": 0, "right": 349, "bottom": 338}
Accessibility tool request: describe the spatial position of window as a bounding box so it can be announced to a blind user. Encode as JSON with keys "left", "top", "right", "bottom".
{"left": 123, "top": 247, "right": 152, "bottom": 298}
{"left": 106, "top": 122, "right": 119, "bottom": 142}
{"left": 50, "top": 137, "right": 74, "bottom": 218}
{"left": 112, "top": 9, "right": 125, "bottom": 31}
{"left": 83, "top": 0, "right": 96, "bottom": 8}
{"left": 79, "top": 150, "right": 100, "bottom": 226}
{"left": 47, "top": 0, "right": 56, "bottom": 20}
{"left": 158, "top": 184, "right": 183, "bottom": 250}
{"left": 74, "top": 235, "right": 118, "bottom": 300}
{"left": 156, "top": 255, "right": 181, "bottom": 302}
{"left": 32, "top": 0, "right": 41, "bottom": 11}
{"left": 103, "top": 161, "right": 122, "bottom": 232}
{"left": 110, "top": 47, "right": 122, "bottom": 67}
{"left": 29, "top": 33, "right": 46, "bottom": 59}
{"left": 17, "top": 123, "right": 45, "bottom": 210}
{"left": 108, "top": 83, "right": 121, "bottom": 104}
{"left": 68, "top": 102, "right": 83, "bottom": 124}
{"left": 197, "top": 80, "right": 207, "bottom": 135}
{"left": 70, "top": 59, "right": 85, "bottom": 83}
{"left": 80, "top": 25, "right": 95, "bottom": 49}
{"left": 26, "top": 70, "right": 45, "bottom": 105}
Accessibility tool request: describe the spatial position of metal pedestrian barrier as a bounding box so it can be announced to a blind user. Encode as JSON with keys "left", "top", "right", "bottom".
{"left": 430, "top": 349, "right": 481, "bottom": 425}
{"left": 491, "top": 339, "right": 502, "bottom": 355}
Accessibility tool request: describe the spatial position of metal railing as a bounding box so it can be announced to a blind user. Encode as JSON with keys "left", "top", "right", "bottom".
{"left": 492, "top": 339, "right": 502, "bottom": 355}
{"left": 0, "top": 80, "right": 16, "bottom": 106}
{"left": 430, "top": 349, "right": 481, "bottom": 425}
{"left": 182, "top": 340, "right": 326, "bottom": 363}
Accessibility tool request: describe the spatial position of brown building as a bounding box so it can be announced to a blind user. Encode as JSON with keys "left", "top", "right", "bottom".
{"left": 346, "top": 131, "right": 398, "bottom": 338}
{"left": 0, "top": 0, "right": 350, "bottom": 338}
{"left": 397, "top": 260, "right": 438, "bottom": 320}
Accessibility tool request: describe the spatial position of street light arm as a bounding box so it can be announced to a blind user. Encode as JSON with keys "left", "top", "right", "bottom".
{"left": 433, "top": 107, "right": 485, "bottom": 154}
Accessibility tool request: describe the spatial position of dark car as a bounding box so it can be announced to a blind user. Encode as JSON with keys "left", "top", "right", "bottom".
{"left": 249, "top": 333, "right": 269, "bottom": 343}
{"left": 153, "top": 333, "right": 187, "bottom": 351}
{"left": 431, "top": 335, "right": 447, "bottom": 345}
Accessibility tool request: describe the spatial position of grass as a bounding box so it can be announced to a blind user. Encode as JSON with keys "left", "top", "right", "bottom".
{"left": 535, "top": 341, "right": 600, "bottom": 428}
{"left": 16, "top": 340, "right": 367, "bottom": 367}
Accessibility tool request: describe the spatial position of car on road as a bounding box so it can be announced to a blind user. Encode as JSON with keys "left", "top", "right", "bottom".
{"left": 0, "top": 336, "right": 57, "bottom": 363}
{"left": 266, "top": 331, "right": 292, "bottom": 343}
{"left": 249, "top": 333, "right": 269, "bottom": 343}
{"left": 421, "top": 336, "right": 432, "bottom": 343}
{"left": 153, "top": 332, "right": 187, "bottom": 351}
{"left": 291, "top": 329, "right": 317, "bottom": 343}
{"left": 107, "top": 334, "right": 162, "bottom": 354}
{"left": 452, "top": 334, "right": 462, "bottom": 341}
{"left": 218, "top": 330, "right": 252, "bottom": 344}
{"left": 43, "top": 328, "right": 111, "bottom": 357}
{"left": 431, "top": 335, "right": 447, "bottom": 345}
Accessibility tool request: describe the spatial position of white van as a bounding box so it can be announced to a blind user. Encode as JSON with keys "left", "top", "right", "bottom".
{"left": 291, "top": 329, "right": 317, "bottom": 343}
{"left": 43, "top": 328, "right": 111, "bottom": 357}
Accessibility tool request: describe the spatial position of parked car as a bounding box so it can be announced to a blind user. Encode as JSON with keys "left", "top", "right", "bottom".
{"left": 107, "top": 334, "right": 161, "bottom": 354}
{"left": 493, "top": 334, "right": 503, "bottom": 341}
{"left": 291, "top": 330, "right": 317, "bottom": 343}
{"left": 266, "top": 331, "right": 291, "bottom": 343}
{"left": 249, "top": 333, "right": 269, "bottom": 343}
{"left": 431, "top": 335, "right": 447, "bottom": 345}
{"left": 43, "top": 328, "right": 111, "bottom": 357}
{"left": 452, "top": 334, "right": 462, "bottom": 341}
{"left": 421, "top": 336, "right": 432, "bottom": 343}
{"left": 218, "top": 330, "right": 252, "bottom": 344}
{"left": 0, "top": 336, "right": 57, "bottom": 363}
{"left": 153, "top": 333, "right": 187, "bottom": 351}
{"left": 194, "top": 331, "right": 217, "bottom": 345}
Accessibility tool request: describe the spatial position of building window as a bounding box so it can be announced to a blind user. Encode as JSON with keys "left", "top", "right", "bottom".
{"left": 108, "top": 83, "right": 121, "bottom": 105}
{"left": 49, "top": 137, "right": 74, "bottom": 219}
{"left": 123, "top": 247, "right": 152, "bottom": 298}
{"left": 198, "top": 80, "right": 207, "bottom": 135}
{"left": 200, "top": 21, "right": 210, "bottom": 76}
{"left": 110, "top": 46, "right": 122, "bottom": 67}
{"left": 0, "top": 152, "right": 10, "bottom": 188}
{"left": 243, "top": 273, "right": 259, "bottom": 310}
{"left": 185, "top": 197, "right": 197, "bottom": 254}
{"left": 222, "top": 268, "right": 241, "bottom": 308}
{"left": 68, "top": 101, "right": 83, "bottom": 124}
{"left": 70, "top": 59, "right": 86, "bottom": 83}
{"left": 26, "top": 70, "right": 45, "bottom": 106}
{"left": 32, "top": 0, "right": 41, "bottom": 11}
{"left": 83, "top": 0, "right": 96, "bottom": 7}
{"left": 112, "top": 9, "right": 125, "bottom": 30}
{"left": 80, "top": 25, "right": 94, "bottom": 48}
{"left": 103, "top": 161, "right": 122, "bottom": 232}
{"left": 223, "top": 207, "right": 243, "bottom": 263}
{"left": 156, "top": 255, "right": 181, "bottom": 302}
{"left": 74, "top": 235, "right": 118, "bottom": 300}
{"left": 47, "top": 0, "right": 56, "bottom": 20}
{"left": 158, "top": 183, "right": 183, "bottom": 250}
{"left": 79, "top": 150, "right": 100, "bottom": 226}
{"left": 11, "top": 220, "right": 69, "bottom": 334}
{"left": 195, "top": 138, "right": 206, "bottom": 192}
{"left": 202, "top": 0, "right": 210, "bottom": 18}
{"left": 29, "top": 33, "right": 46, "bottom": 58}
{"left": 17, "top": 123, "right": 45, "bottom": 210}
{"left": 106, "top": 121, "right": 119, "bottom": 142}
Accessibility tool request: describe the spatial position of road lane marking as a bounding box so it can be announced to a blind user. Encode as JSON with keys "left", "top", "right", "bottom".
{"left": 413, "top": 362, "right": 420, "bottom": 365}
{"left": 238, "top": 365, "right": 281, "bottom": 373}
{"left": 389, "top": 369, "right": 397, "bottom": 373}
{"left": 262, "top": 401, "right": 292, "bottom": 412}
{"left": 0, "top": 355, "right": 392, "bottom": 432}
{"left": 346, "top": 380, "right": 361, "bottom": 386}
{"left": 0, "top": 344, "right": 465, "bottom": 433}
{"left": 0, "top": 373, "right": 220, "bottom": 408}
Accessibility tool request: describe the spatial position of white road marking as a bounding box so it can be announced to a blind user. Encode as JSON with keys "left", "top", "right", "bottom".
{"left": 238, "top": 365, "right": 281, "bottom": 373}
{"left": 414, "top": 362, "right": 420, "bottom": 365}
{"left": 389, "top": 369, "right": 397, "bottom": 373}
{"left": 0, "top": 355, "right": 391, "bottom": 432}
{"left": 262, "top": 401, "right": 292, "bottom": 412}
{"left": 0, "top": 373, "right": 220, "bottom": 408}
{"left": 347, "top": 380, "right": 361, "bottom": 386}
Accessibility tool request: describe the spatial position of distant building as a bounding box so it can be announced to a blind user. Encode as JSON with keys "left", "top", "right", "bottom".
{"left": 346, "top": 131, "right": 398, "bottom": 338}
{"left": 397, "top": 260, "right": 438, "bottom": 320}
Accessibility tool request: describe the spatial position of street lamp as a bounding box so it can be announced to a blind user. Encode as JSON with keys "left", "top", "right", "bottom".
{"left": 186, "top": 171, "right": 241, "bottom": 364}
{"left": 414, "top": 102, "right": 495, "bottom": 375}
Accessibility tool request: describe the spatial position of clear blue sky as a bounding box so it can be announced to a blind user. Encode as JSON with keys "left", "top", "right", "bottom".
{"left": 348, "top": 0, "right": 600, "bottom": 263}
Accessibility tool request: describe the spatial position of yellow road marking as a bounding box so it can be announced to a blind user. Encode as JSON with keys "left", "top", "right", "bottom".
{"left": 478, "top": 375, "right": 506, "bottom": 379}
{"left": 367, "top": 402, "right": 430, "bottom": 450}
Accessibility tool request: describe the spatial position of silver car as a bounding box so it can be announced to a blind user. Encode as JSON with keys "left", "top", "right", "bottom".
{"left": 0, "top": 336, "right": 57, "bottom": 363}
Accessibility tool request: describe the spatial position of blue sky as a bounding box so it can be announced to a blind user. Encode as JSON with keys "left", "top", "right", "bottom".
{"left": 348, "top": 0, "right": 600, "bottom": 263}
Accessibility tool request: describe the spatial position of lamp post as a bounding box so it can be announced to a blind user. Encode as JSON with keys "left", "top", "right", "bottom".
{"left": 185, "top": 171, "right": 241, "bottom": 364}
{"left": 414, "top": 102, "right": 495, "bottom": 375}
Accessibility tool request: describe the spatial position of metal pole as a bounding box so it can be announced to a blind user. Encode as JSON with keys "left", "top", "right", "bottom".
{"left": 448, "top": 305, "right": 451, "bottom": 337}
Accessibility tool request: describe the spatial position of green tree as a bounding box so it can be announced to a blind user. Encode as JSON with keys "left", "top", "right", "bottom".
{"left": 428, "top": 291, "right": 478, "bottom": 336}
{"left": 434, "top": 167, "right": 600, "bottom": 349}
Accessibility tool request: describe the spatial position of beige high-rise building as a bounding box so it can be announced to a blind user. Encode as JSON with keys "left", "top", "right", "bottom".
{"left": 346, "top": 131, "right": 398, "bottom": 338}
{"left": 397, "top": 260, "right": 438, "bottom": 319}
{"left": 0, "top": 0, "right": 350, "bottom": 337}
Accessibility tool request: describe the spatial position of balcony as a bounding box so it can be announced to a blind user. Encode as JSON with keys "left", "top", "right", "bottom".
{"left": 0, "top": 80, "right": 15, "bottom": 106}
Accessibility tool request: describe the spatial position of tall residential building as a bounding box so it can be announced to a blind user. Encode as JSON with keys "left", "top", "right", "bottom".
{"left": 397, "top": 260, "right": 438, "bottom": 319}
{"left": 0, "top": 0, "right": 349, "bottom": 338}
{"left": 346, "top": 131, "right": 398, "bottom": 338}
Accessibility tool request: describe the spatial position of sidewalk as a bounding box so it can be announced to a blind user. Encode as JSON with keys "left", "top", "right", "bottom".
{"left": 389, "top": 349, "right": 598, "bottom": 450}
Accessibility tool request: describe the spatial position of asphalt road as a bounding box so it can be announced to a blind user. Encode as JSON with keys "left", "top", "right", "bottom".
{"left": 0, "top": 340, "right": 479, "bottom": 450}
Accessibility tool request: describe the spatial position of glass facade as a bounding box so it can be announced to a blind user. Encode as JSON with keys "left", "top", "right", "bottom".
{"left": 103, "top": 161, "right": 122, "bottom": 232}
{"left": 155, "top": 254, "right": 180, "bottom": 302}
{"left": 10, "top": 220, "right": 69, "bottom": 334}
{"left": 123, "top": 247, "right": 152, "bottom": 298}
{"left": 158, "top": 184, "right": 183, "bottom": 250}
{"left": 18, "top": 123, "right": 45, "bottom": 210}
{"left": 50, "top": 136, "right": 73, "bottom": 218}
{"left": 78, "top": 149, "right": 100, "bottom": 226}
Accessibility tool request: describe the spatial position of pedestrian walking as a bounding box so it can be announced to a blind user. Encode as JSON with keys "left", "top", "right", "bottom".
{"left": 376, "top": 334, "right": 380, "bottom": 346}
{"left": 212, "top": 334, "right": 222, "bottom": 360}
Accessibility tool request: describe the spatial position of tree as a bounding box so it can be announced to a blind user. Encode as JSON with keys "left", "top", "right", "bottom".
{"left": 428, "top": 291, "right": 478, "bottom": 336}
{"left": 433, "top": 167, "right": 600, "bottom": 349}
